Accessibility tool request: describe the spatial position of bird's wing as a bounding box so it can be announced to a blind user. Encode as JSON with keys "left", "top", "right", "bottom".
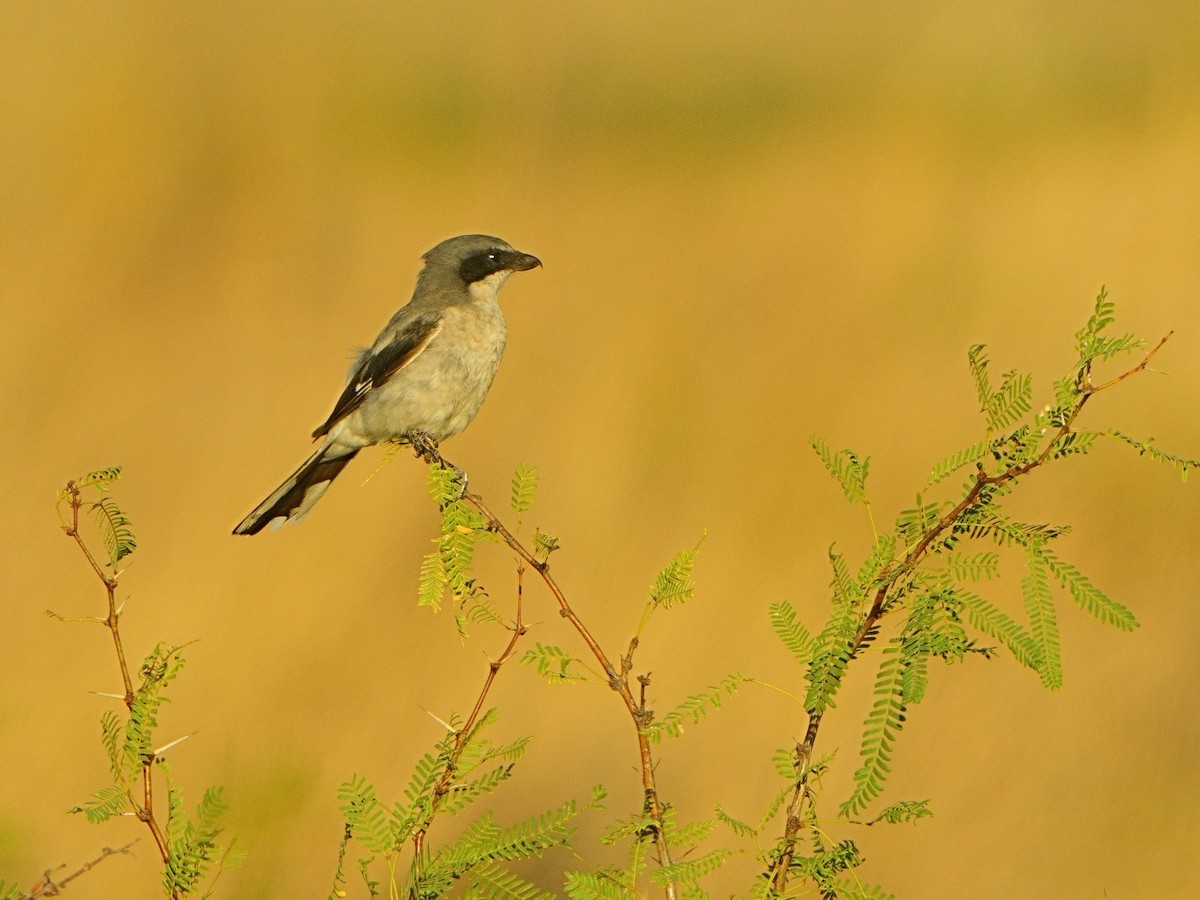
{"left": 311, "top": 311, "right": 444, "bottom": 438}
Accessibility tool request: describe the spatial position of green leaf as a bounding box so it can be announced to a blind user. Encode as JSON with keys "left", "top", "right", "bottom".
{"left": 1106, "top": 430, "right": 1199, "bottom": 481}
{"left": 857, "top": 535, "right": 897, "bottom": 591}
{"left": 69, "top": 785, "right": 131, "bottom": 823}
{"left": 898, "top": 648, "right": 928, "bottom": 705}
{"left": 482, "top": 735, "right": 533, "bottom": 765}
{"left": 400, "top": 749, "right": 445, "bottom": 816}
{"left": 600, "top": 813, "right": 654, "bottom": 846}
{"left": 985, "top": 369, "right": 1033, "bottom": 431}
{"left": 1048, "top": 430, "right": 1098, "bottom": 460}
{"left": 771, "top": 746, "right": 799, "bottom": 781}
{"left": 828, "top": 546, "right": 863, "bottom": 607}
{"left": 519, "top": 643, "right": 585, "bottom": 683}
{"left": 159, "top": 774, "right": 230, "bottom": 897}
{"left": 427, "top": 462, "right": 464, "bottom": 507}
{"left": 841, "top": 643, "right": 907, "bottom": 816}
{"left": 811, "top": 437, "right": 870, "bottom": 504}
{"left": 649, "top": 849, "right": 732, "bottom": 888}
{"left": 427, "top": 798, "right": 581, "bottom": 887}
{"left": 510, "top": 464, "right": 539, "bottom": 514}
{"left": 667, "top": 817, "right": 716, "bottom": 850}
{"left": 437, "top": 765, "right": 517, "bottom": 816}
{"left": 954, "top": 589, "right": 1039, "bottom": 669}
{"left": 119, "top": 643, "right": 186, "bottom": 779}
{"left": 417, "top": 550, "right": 447, "bottom": 611}
{"left": 714, "top": 804, "right": 756, "bottom": 838}
{"left": 100, "top": 709, "right": 123, "bottom": 778}
{"left": 338, "top": 774, "right": 395, "bottom": 854}
{"left": 644, "top": 674, "right": 745, "bottom": 742}
{"left": 1075, "top": 287, "right": 1142, "bottom": 366}
{"left": 769, "top": 600, "right": 813, "bottom": 666}
{"left": 532, "top": 529, "right": 561, "bottom": 561}
{"left": 927, "top": 438, "right": 991, "bottom": 487}
{"left": 804, "top": 557, "right": 862, "bottom": 714}
{"left": 962, "top": 507, "right": 1071, "bottom": 549}
{"left": 1022, "top": 547, "right": 1062, "bottom": 690}
{"left": 894, "top": 496, "right": 943, "bottom": 547}
{"left": 944, "top": 551, "right": 1000, "bottom": 582}
{"left": 90, "top": 495, "right": 136, "bottom": 567}
{"left": 870, "top": 799, "right": 933, "bottom": 825}
{"left": 1041, "top": 550, "right": 1138, "bottom": 632}
{"left": 195, "top": 786, "right": 228, "bottom": 832}
{"left": 437, "top": 499, "right": 489, "bottom": 603}
{"left": 650, "top": 539, "right": 703, "bottom": 608}
{"left": 469, "top": 861, "right": 555, "bottom": 900}
{"left": 790, "top": 839, "right": 862, "bottom": 886}
{"left": 967, "top": 345, "right": 993, "bottom": 419}
{"left": 79, "top": 466, "right": 124, "bottom": 489}
{"left": 563, "top": 870, "right": 637, "bottom": 900}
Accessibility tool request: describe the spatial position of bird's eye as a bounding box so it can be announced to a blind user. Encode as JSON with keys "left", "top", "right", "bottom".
{"left": 487, "top": 253, "right": 497, "bottom": 261}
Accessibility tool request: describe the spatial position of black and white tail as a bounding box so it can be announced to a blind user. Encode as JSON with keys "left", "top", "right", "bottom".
{"left": 233, "top": 443, "right": 358, "bottom": 535}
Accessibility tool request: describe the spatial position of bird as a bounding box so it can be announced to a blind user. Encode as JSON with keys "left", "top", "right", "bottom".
{"left": 233, "top": 234, "right": 541, "bottom": 535}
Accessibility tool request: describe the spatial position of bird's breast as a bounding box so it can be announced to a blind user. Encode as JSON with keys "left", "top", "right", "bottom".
{"left": 340, "top": 299, "right": 508, "bottom": 444}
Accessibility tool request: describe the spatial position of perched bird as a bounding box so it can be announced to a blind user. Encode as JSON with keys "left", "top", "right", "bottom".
{"left": 233, "top": 234, "right": 541, "bottom": 535}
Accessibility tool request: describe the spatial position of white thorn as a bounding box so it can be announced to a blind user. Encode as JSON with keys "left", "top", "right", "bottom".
{"left": 424, "top": 710, "right": 455, "bottom": 733}
{"left": 152, "top": 733, "right": 196, "bottom": 756}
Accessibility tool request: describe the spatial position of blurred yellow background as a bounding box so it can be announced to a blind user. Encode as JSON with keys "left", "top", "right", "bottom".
{"left": 3, "top": 2, "right": 1199, "bottom": 897}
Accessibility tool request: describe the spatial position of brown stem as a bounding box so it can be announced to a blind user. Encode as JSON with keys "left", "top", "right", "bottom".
{"left": 410, "top": 577, "right": 528, "bottom": 873}
{"left": 25, "top": 839, "right": 140, "bottom": 898}
{"left": 412, "top": 444, "right": 679, "bottom": 899}
{"left": 466, "top": 490, "right": 678, "bottom": 894}
{"left": 60, "top": 482, "right": 177, "bottom": 896}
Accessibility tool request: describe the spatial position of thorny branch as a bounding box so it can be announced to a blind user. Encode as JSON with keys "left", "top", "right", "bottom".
{"left": 411, "top": 439, "right": 680, "bottom": 900}
{"left": 59, "top": 483, "right": 176, "bottom": 894}
{"left": 409, "top": 568, "right": 529, "bottom": 875}
{"left": 766, "top": 334, "right": 1172, "bottom": 893}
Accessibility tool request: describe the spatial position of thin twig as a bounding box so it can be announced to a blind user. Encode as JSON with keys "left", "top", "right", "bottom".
{"left": 21, "top": 839, "right": 140, "bottom": 898}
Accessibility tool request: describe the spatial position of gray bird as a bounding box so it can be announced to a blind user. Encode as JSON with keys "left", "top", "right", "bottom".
{"left": 233, "top": 234, "right": 541, "bottom": 535}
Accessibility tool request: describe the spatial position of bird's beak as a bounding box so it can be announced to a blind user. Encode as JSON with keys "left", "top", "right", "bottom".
{"left": 508, "top": 251, "right": 542, "bottom": 272}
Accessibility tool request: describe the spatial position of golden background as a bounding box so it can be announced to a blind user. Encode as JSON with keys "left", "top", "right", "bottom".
{"left": 3, "top": 2, "right": 1199, "bottom": 897}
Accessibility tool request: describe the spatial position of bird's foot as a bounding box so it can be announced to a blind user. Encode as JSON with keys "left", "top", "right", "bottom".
{"left": 407, "top": 431, "right": 468, "bottom": 501}
{"left": 407, "top": 430, "right": 441, "bottom": 464}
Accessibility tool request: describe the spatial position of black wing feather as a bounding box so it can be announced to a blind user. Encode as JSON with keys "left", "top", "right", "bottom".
{"left": 311, "top": 312, "right": 444, "bottom": 438}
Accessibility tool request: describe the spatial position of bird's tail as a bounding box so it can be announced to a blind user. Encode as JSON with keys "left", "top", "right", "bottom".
{"left": 233, "top": 443, "right": 359, "bottom": 535}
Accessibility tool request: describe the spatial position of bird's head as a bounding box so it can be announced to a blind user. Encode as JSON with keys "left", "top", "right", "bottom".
{"left": 422, "top": 234, "right": 542, "bottom": 291}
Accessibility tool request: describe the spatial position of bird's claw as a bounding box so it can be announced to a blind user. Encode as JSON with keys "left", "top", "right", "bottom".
{"left": 407, "top": 431, "right": 468, "bottom": 501}
{"left": 407, "top": 430, "right": 440, "bottom": 463}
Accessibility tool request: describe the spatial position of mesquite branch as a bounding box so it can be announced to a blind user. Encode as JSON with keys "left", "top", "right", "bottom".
{"left": 59, "top": 483, "right": 176, "bottom": 891}
{"left": 412, "top": 441, "right": 680, "bottom": 900}
{"left": 766, "top": 334, "right": 1172, "bottom": 893}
